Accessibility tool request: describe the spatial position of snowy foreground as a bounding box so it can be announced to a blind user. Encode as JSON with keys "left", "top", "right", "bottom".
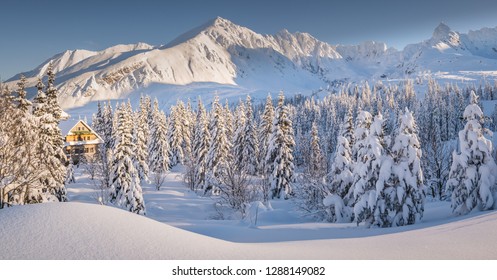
{"left": 1, "top": 168, "right": 497, "bottom": 259}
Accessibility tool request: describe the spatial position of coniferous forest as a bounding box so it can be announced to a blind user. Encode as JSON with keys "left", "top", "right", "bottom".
{"left": 2, "top": 65, "right": 497, "bottom": 228}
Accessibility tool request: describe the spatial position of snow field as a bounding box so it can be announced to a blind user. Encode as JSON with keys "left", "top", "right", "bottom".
{"left": 0, "top": 166, "right": 484, "bottom": 259}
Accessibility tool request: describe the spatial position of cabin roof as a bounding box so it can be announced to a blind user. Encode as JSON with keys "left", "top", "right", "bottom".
{"left": 59, "top": 119, "right": 104, "bottom": 142}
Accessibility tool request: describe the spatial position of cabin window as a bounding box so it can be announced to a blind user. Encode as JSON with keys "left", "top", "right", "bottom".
{"left": 90, "top": 147, "right": 94, "bottom": 153}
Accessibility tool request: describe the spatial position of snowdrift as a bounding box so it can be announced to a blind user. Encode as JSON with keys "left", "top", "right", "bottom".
{"left": 1, "top": 202, "right": 497, "bottom": 259}
{"left": 0, "top": 202, "right": 235, "bottom": 259}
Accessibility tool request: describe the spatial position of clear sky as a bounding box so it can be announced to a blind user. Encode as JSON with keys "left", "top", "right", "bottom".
{"left": 1, "top": 0, "right": 497, "bottom": 80}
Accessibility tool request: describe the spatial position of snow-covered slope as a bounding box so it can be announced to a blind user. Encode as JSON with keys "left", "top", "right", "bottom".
{"left": 400, "top": 23, "right": 497, "bottom": 76}
{"left": 5, "top": 18, "right": 497, "bottom": 110}
{"left": 1, "top": 202, "right": 497, "bottom": 259}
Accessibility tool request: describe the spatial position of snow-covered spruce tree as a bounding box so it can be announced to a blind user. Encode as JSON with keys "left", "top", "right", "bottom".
{"left": 205, "top": 96, "right": 231, "bottom": 193}
{"left": 224, "top": 100, "right": 234, "bottom": 142}
{"left": 0, "top": 77, "right": 40, "bottom": 206}
{"left": 0, "top": 85, "right": 16, "bottom": 207}
{"left": 258, "top": 94, "right": 274, "bottom": 175}
{"left": 188, "top": 98, "right": 210, "bottom": 191}
{"left": 242, "top": 95, "right": 259, "bottom": 175}
{"left": 446, "top": 91, "right": 497, "bottom": 215}
{"left": 351, "top": 109, "right": 372, "bottom": 162}
{"left": 46, "top": 65, "right": 68, "bottom": 201}
{"left": 183, "top": 99, "right": 194, "bottom": 160}
{"left": 214, "top": 99, "right": 255, "bottom": 217}
{"left": 352, "top": 111, "right": 383, "bottom": 226}
{"left": 14, "top": 76, "right": 39, "bottom": 200}
{"left": 307, "top": 122, "right": 325, "bottom": 178}
{"left": 133, "top": 97, "right": 150, "bottom": 182}
{"left": 167, "top": 101, "right": 185, "bottom": 166}
{"left": 293, "top": 126, "right": 307, "bottom": 168}
{"left": 375, "top": 108, "right": 425, "bottom": 227}
{"left": 321, "top": 101, "right": 338, "bottom": 165}
{"left": 325, "top": 123, "right": 355, "bottom": 223}
{"left": 32, "top": 78, "right": 47, "bottom": 117}
{"left": 45, "top": 64, "right": 63, "bottom": 121}
{"left": 324, "top": 104, "right": 353, "bottom": 174}
{"left": 92, "top": 101, "right": 105, "bottom": 139}
{"left": 110, "top": 103, "right": 146, "bottom": 215}
{"left": 90, "top": 101, "right": 114, "bottom": 203}
{"left": 451, "top": 89, "right": 466, "bottom": 138}
{"left": 232, "top": 99, "right": 247, "bottom": 172}
{"left": 92, "top": 101, "right": 114, "bottom": 151}
{"left": 213, "top": 98, "right": 256, "bottom": 218}
{"left": 266, "top": 92, "right": 295, "bottom": 199}
{"left": 341, "top": 107, "right": 355, "bottom": 147}
{"left": 102, "top": 102, "right": 114, "bottom": 149}
{"left": 149, "top": 99, "right": 170, "bottom": 190}
{"left": 33, "top": 65, "right": 68, "bottom": 202}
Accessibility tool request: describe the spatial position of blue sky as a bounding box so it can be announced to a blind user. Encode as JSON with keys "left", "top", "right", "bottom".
{"left": 1, "top": 0, "right": 497, "bottom": 79}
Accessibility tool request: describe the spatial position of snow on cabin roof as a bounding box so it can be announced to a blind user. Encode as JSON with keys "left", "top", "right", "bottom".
{"left": 59, "top": 119, "right": 103, "bottom": 142}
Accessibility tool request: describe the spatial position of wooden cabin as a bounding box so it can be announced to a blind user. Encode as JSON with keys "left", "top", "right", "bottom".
{"left": 60, "top": 120, "right": 104, "bottom": 162}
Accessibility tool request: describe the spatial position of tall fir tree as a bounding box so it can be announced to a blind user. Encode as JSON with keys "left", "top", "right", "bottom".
{"left": 205, "top": 96, "right": 231, "bottom": 193}
{"left": 258, "top": 94, "right": 274, "bottom": 174}
{"left": 167, "top": 101, "right": 185, "bottom": 166}
{"left": 32, "top": 78, "right": 47, "bottom": 117}
{"left": 266, "top": 92, "right": 295, "bottom": 199}
{"left": 308, "top": 122, "right": 325, "bottom": 178}
{"left": 149, "top": 99, "right": 170, "bottom": 180}
{"left": 224, "top": 100, "right": 234, "bottom": 142}
{"left": 14, "top": 75, "right": 39, "bottom": 202}
{"left": 326, "top": 123, "right": 355, "bottom": 222}
{"left": 92, "top": 101, "right": 114, "bottom": 201}
{"left": 0, "top": 77, "right": 40, "bottom": 205}
{"left": 110, "top": 103, "right": 146, "bottom": 215}
{"left": 352, "top": 111, "right": 383, "bottom": 226}
{"left": 446, "top": 91, "right": 497, "bottom": 215}
{"left": 34, "top": 64, "right": 67, "bottom": 202}
{"left": 242, "top": 95, "right": 259, "bottom": 175}
{"left": 232, "top": 99, "right": 247, "bottom": 172}
{"left": 375, "top": 108, "right": 425, "bottom": 227}
{"left": 191, "top": 98, "right": 210, "bottom": 190}
{"left": 0, "top": 86, "right": 15, "bottom": 207}
{"left": 133, "top": 97, "right": 150, "bottom": 182}
{"left": 92, "top": 101, "right": 104, "bottom": 138}
{"left": 183, "top": 99, "right": 194, "bottom": 161}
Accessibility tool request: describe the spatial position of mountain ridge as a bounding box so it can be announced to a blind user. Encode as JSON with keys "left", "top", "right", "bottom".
{"left": 5, "top": 17, "right": 497, "bottom": 109}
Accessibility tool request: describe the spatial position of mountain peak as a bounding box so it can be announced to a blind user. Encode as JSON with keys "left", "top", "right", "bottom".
{"left": 210, "top": 16, "right": 233, "bottom": 26}
{"left": 432, "top": 22, "right": 453, "bottom": 40}
{"left": 201, "top": 16, "right": 239, "bottom": 32}
{"left": 165, "top": 16, "right": 240, "bottom": 48}
{"left": 430, "top": 22, "right": 461, "bottom": 47}
{"left": 434, "top": 22, "right": 451, "bottom": 34}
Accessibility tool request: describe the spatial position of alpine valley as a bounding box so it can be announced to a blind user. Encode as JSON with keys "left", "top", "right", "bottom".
{"left": 5, "top": 17, "right": 497, "bottom": 110}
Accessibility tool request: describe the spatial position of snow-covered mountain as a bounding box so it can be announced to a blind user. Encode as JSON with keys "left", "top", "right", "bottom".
{"left": 6, "top": 17, "right": 497, "bottom": 109}
{"left": 400, "top": 23, "right": 497, "bottom": 77}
